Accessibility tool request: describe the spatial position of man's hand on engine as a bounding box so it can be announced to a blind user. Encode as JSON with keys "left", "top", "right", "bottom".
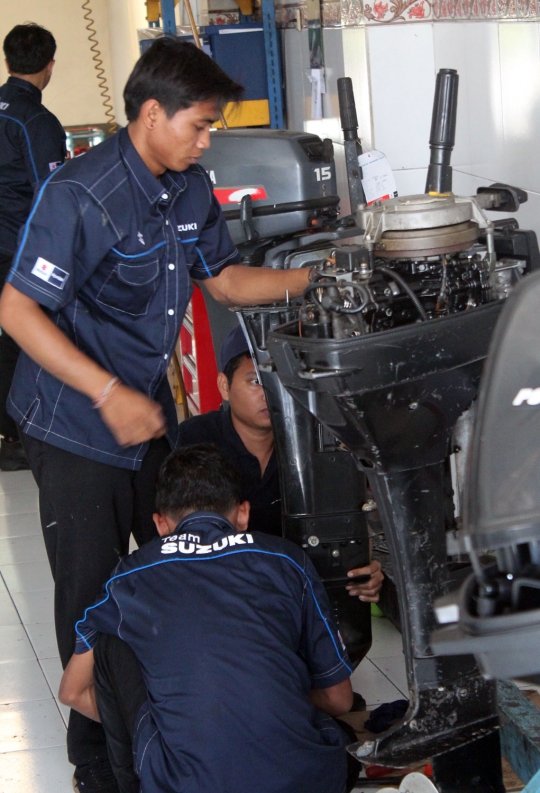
{"left": 345, "top": 559, "right": 384, "bottom": 602}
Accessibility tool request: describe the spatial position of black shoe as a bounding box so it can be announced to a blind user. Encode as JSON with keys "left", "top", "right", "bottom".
{"left": 0, "top": 438, "right": 30, "bottom": 471}
{"left": 350, "top": 691, "right": 367, "bottom": 711}
{"left": 72, "top": 757, "right": 120, "bottom": 792}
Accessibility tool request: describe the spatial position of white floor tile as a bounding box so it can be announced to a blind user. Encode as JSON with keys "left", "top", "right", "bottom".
{"left": 0, "top": 659, "right": 52, "bottom": 704}
{"left": 0, "top": 699, "right": 66, "bottom": 753}
{"left": 371, "top": 656, "right": 408, "bottom": 698}
{"left": 0, "top": 490, "right": 39, "bottom": 517}
{"left": 24, "top": 622, "right": 58, "bottom": 661}
{"left": 11, "top": 589, "right": 54, "bottom": 625}
{"left": 40, "top": 657, "right": 63, "bottom": 701}
{"left": 0, "top": 590, "right": 22, "bottom": 627}
{"left": 0, "top": 511, "right": 42, "bottom": 539}
{"left": 367, "top": 617, "right": 404, "bottom": 660}
{"left": 0, "top": 625, "right": 36, "bottom": 663}
{"left": 1, "top": 560, "right": 53, "bottom": 594}
{"left": 0, "top": 470, "right": 37, "bottom": 495}
{"left": 0, "top": 534, "right": 48, "bottom": 566}
{"left": 350, "top": 658, "right": 404, "bottom": 707}
{"left": 0, "top": 744, "right": 73, "bottom": 793}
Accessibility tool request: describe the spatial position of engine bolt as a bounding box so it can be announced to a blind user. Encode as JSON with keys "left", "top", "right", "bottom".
{"left": 385, "top": 308, "right": 393, "bottom": 316}
{"left": 307, "top": 535, "right": 319, "bottom": 547}
{"left": 332, "top": 549, "right": 340, "bottom": 558}
{"left": 409, "top": 402, "right": 419, "bottom": 410}
{"left": 459, "top": 688, "right": 469, "bottom": 699}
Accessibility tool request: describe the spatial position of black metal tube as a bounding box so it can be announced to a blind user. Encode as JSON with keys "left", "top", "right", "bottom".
{"left": 337, "top": 77, "right": 366, "bottom": 211}
{"left": 338, "top": 77, "right": 358, "bottom": 143}
{"left": 222, "top": 195, "right": 340, "bottom": 221}
{"left": 425, "top": 68, "right": 459, "bottom": 195}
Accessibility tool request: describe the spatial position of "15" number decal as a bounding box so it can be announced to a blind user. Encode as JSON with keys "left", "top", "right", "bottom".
{"left": 314, "top": 166, "right": 332, "bottom": 181}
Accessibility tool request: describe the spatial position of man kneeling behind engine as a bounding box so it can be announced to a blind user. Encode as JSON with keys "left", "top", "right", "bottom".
{"left": 59, "top": 444, "right": 358, "bottom": 793}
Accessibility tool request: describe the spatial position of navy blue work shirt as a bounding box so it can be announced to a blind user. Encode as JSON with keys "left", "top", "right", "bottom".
{"left": 0, "top": 76, "right": 65, "bottom": 255}
{"left": 177, "top": 406, "right": 282, "bottom": 535}
{"left": 7, "top": 127, "right": 240, "bottom": 469}
{"left": 75, "top": 512, "right": 352, "bottom": 793}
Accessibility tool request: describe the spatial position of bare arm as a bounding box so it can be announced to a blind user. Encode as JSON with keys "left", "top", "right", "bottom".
{"left": 201, "top": 264, "right": 310, "bottom": 307}
{"left": 0, "top": 284, "right": 165, "bottom": 446}
{"left": 59, "top": 650, "right": 100, "bottom": 722}
{"left": 310, "top": 678, "right": 353, "bottom": 717}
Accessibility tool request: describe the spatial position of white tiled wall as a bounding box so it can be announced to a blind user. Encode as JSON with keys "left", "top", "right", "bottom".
{"left": 283, "top": 20, "right": 540, "bottom": 238}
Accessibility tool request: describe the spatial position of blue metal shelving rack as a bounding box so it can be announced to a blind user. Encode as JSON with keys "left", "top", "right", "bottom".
{"left": 157, "top": 0, "right": 283, "bottom": 128}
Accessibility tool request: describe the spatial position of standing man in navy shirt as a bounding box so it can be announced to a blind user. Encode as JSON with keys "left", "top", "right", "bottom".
{"left": 0, "top": 39, "right": 313, "bottom": 792}
{"left": 59, "top": 444, "right": 356, "bottom": 793}
{"left": 0, "top": 23, "right": 65, "bottom": 470}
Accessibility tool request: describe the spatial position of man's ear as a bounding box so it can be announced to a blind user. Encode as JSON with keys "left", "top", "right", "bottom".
{"left": 217, "top": 372, "right": 230, "bottom": 402}
{"left": 231, "top": 500, "right": 250, "bottom": 533}
{"left": 153, "top": 512, "right": 176, "bottom": 537}
{"left": 139, "top": 99, "right": 164, "bottom": 131}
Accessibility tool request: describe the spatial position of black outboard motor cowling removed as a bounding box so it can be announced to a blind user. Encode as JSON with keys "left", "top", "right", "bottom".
{"left": 232, "top": 69, "right": 540, "bottom": 790}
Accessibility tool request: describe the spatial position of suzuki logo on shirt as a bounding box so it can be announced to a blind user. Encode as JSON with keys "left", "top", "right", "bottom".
{"left": 177, "top": 223, "right": 198, "bottom": 232}
{"left": 30, "top": 257, "right": 69, "bottom": 290}
{"left": 160, "top": 532, "right": 255, "bottom": 555}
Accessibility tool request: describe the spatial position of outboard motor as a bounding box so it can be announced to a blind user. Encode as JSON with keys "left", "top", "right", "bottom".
{"left": 432, "top": 269, "right": 540, "bottom": 685}
{"left": 234, "top": 69, "right": 539, "bottom": 791}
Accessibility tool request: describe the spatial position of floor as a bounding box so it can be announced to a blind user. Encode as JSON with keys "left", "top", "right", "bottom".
{"left": 0, "top": 469, "right": 408, "bottom": 792}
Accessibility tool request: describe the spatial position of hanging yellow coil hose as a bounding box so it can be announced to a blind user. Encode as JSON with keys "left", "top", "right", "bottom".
{"left": 81, "top": 0, "right": 117, "bottom": 134}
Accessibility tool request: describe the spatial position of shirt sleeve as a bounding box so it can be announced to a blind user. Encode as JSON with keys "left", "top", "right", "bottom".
{"left": 299, "top": 553, "right": 352, "bottom": 689}
{"left": 8, "top": 177, "right": 119, "bottom": 311}
{"left": 74, "top": 574, "right": 123, "bottom": 654}
{"left": 24, "top": 111, "right": 66, "bottom": 186}
{"left": 189, "top": 170, "right": 241, "bottom": 280}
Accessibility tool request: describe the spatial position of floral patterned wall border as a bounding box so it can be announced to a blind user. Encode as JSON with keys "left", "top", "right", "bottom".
{"left": 272, "top": 0, "right": 539, "bottom": 27}
{"left": 204, "top": 0, "right": 538, "bottom": 30}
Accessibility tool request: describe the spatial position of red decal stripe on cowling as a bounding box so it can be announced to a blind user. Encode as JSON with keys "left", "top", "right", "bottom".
{"left": 214, "top": 186, "right": 268, "bottom": 205}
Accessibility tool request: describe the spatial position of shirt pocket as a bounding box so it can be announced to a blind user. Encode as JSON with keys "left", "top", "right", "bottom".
{"left": 96, "top": 258, "right": 160, "bottom": 316}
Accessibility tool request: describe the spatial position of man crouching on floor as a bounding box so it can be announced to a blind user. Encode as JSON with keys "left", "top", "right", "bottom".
{"left": 59, "top": 443, "right": 358, "bottom": 793}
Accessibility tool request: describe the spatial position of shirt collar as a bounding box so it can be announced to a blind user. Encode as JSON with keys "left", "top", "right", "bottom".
{"left": 7, "top": 76, "right": 41, "bottom": 102}
{"left": 118, "top": 126, "right": 187, "bottom": 206}
{"left": 175, "top": 511, "right": 235, "bottom": 536}
{"left": 221, "top": 404, "right": 277, "bottom": 476}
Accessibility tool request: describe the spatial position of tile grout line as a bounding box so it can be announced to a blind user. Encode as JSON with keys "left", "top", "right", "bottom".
{"left": 367, "top": 657, "right": 408, "bottom": 698}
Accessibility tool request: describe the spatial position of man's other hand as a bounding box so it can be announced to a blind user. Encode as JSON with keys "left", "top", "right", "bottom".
{"left": 99, "top": 385, "right": 166, "bottom": 447}
{"left": 345, "top": 559, "right": 383, "bottom": 602}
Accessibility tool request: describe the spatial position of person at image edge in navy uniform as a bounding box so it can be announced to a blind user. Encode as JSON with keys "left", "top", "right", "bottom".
{"left": 59, "top": 445, "right": 358, "bottom": 793}
{"left": 0, "top": 23, "right": 65, "bottom": 471}
{"left": 0, "top": 39, "right": 314, "bottom": 793}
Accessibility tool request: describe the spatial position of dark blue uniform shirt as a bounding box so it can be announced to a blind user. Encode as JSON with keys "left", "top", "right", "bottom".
{"left": 177, "top": 406, "right": 282, "bottom": 535}
{"left": 75, "top": 512, "right": 352, "bottom": 793}
{"left": 0, "top": 76, "right": 65, "bottom": 255}
{"left": 7, "top": 127, "right": 240, "bottom": 469}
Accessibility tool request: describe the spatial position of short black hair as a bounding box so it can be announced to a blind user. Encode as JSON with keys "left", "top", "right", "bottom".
{"left": 223, "top": 352, "right": 251, "bottom": 387}
{"left": 156, "top": 444, "right": 242, "bottom": 522}
{"left": 3, "top": 23, "right": 56, "bottom": 75}
{"left": 124, "top": 38, "right": 244, "bottom": 122}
